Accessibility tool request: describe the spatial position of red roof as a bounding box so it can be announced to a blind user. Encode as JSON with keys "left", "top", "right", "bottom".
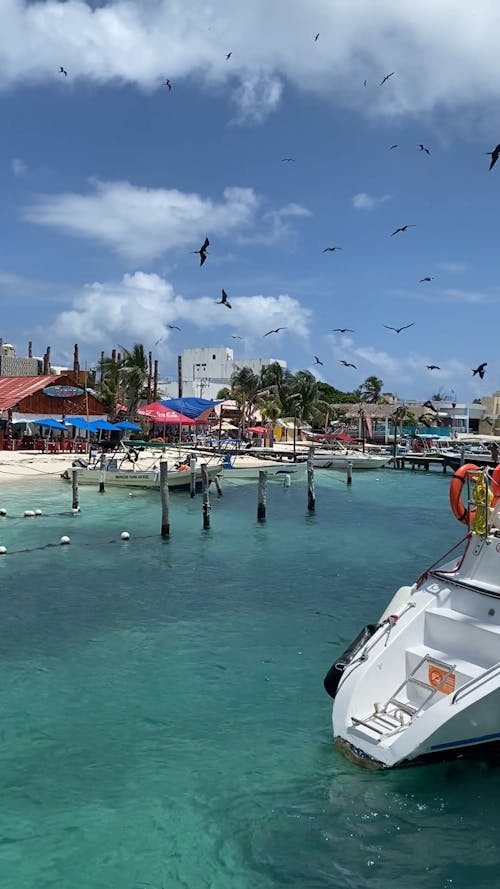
{"left": 0, "top": 375, "right": 62, "bottom": 410}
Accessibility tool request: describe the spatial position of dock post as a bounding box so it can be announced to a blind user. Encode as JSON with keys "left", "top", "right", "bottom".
{"left": 201, "top": 463, "right": 210, "bottom": 529}
{"left": 160, "top": 461, "right": 170, "bottom": 537}
{"left": 346, "top": 461, "right": 353, "bottom": 485}
{"left": 257, "top": 470, "right": 267, "bottom": 522}
{"left": 98, "top": 453, "right": 106, "bottom": 494}
{"left": 307, "top": 448, "right": 316, "bottom": 511}
{"left": 213, "top": 474, "right": 223, "bottom": 497}
{"left": 71, "top": 466, "right": 79, "bottom": 510}
{"left": 190, "top": 456, "right": 197, "bottom": 498}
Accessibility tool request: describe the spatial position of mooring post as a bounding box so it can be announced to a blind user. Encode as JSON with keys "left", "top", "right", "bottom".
{"left": 213, "top": 474, "right": 223, "bottom": 497}
{"left": 99, "top": 452, "right": 106, "bottom": 494}
{"left": 346, "top": 461, "right": 353, "bottom": 485}
{"left": 307, "top": 447, "right": 316, "bottom": 511}
{"left": 257, "top": 470, "right": 267, "bottom": 522}
{"left": 71, "top": 466, "right": 79, "bottom": 511}
{"left": 190, "top": 455, "right": 197, "bottom": 498}
{"left": 201, "top": 463, "right": 210, "bottom": 529}
{"left": 160, "top": 460, "right": 170, "bottom": 537}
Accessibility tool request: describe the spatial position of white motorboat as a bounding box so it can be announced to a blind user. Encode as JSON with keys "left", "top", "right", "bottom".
{"left": 313, "top": 448, "right": 388, "bottom": 471}
{"left": 61, "top": 450, "right": 223, "bottom": 490}
{"left": 324, "top": 462, "right": 500, "bottom": 768}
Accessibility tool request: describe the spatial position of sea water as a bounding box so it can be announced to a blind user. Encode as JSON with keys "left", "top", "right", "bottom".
{"left": 0, "top": 468, "right": 496, "bottom": 889}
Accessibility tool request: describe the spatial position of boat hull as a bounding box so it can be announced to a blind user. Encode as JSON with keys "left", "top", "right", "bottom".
{"left": 223, "top": 460, "right": 306, "bottom": 479}
{"left": 314, "top": 453, "right": 388, "bottom": 470}
{"left": 62, "top": 464, "right": 222, "bottom": 490}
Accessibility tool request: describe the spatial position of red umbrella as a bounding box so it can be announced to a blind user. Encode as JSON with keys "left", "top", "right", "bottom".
{"left": 137, "top": 403, "right": 196, "bottom": 424}
{"left": 247, "top": 426, "right": 267, "bottom": 434}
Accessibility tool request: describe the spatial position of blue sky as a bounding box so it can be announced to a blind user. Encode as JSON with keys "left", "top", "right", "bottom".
{"left": 1, "top": 0, "right": 500, "bottom": 400}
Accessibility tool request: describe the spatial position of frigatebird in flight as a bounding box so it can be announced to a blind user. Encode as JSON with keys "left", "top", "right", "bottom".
{"left": 314, "top": 33, "right": 319, "bottom": 41}
{"left": 163, "top": 79, "right": 172, "bottom": 90}
{"left": 281, "top": 157, "right": 295, "bottom": 162}
{"left": 391, "top": 225, "right": 416, "bottom": 236}
{"left": 419, "top": 276, "right": 434, "bottom": 282}
{"left": 340, "top": 360, "right": 357, "bottom": 368}
{"left": 418, "top": 144, "right": 430, "bottom": 155}
{"left": 323, "top": 245, "right": 342, "bottom": 252}
{"left": 380, "top": 72, "right": 395, "bottom": 85}
{"left": 383, "top": 322, "right": 415, "bottom": 333}
{"left": 486, "top": 145, "right": 500, "bottom": 171}
{"left": 390, "top": 144, "right": 399, "bottom": 149}
{"left": 333, "top": 328, "right": 354, "bottom": 333}
{"left": 314, "top": 356, "right": 323, "bottom": 366}
{"left": 472, "top": 362, "right": 487, "bottom": 379}
{"left": 216, "top": 289, "right": 231, "bottom": 309}
{"left": 263, "top": 327, "right": 287, "bottom": 336}
{"left": 231, "top": 335, "right": 243, "bottom": 340}
{"left": 226, "top": 52, "right": 232, "bottom": 60}
{"left": 191, "top": 237, "right": 209, "bottom": 266}
{"left": 59, "top": 66, "right": 67, "bottom": 76}
{"left": 426, "top": 365, "right": 440, "bottom": 370}
{"left": 166, "top": 324, "right": 181, "bottom": 330}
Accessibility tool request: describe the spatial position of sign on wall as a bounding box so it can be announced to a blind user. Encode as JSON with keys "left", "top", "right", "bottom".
{"left": 42, "top": 385, "right": 85, "bottom": 398}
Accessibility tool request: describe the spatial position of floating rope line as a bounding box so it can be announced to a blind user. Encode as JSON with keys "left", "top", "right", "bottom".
{"left": 0, "top": 533, "right": 159, "bottom": 556}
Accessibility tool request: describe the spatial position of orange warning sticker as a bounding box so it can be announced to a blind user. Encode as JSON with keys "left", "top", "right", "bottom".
{"left": 428, "top": 665, "right": 455, "bottom": 695}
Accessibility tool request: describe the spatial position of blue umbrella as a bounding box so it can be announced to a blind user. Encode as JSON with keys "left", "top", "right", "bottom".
{"left": 65, "top": 417, "right": 90, "bottom": 431}
{"left": 158, "top": 398, "right": 222, "bottom": 419}
{"left": 88, "top": 420, "right": 117, "bottom": 431}
{"left": 114, "top": 420, "right": 141, "bottom": 431}
{"left": 33, "top": 418, "right": 67, "bottom": 431}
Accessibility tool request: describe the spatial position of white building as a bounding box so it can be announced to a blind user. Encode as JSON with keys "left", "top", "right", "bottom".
{"left": 158, "top": 346, "right": 287, "bottom": 399}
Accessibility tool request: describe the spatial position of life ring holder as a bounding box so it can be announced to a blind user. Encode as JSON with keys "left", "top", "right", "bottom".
{"left": 449, "top": 463, "right": 480, "bottom": 525}
{"left": 126, "top": 448, "right": 140, "bottom": 463}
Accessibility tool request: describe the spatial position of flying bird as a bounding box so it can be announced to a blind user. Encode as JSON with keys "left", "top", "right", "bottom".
{"left": 486, "top": 145, "right": 500, "bottom": 171}
{"left": 383, "top": 322, "right": 415, "bottom": 333}
{"left": 390, "top": 144, "right": 399, "bottom": 149}
{"left": 426, "top": 365, "right": 440, "bottom": 370}
{"left": 191, "top": 237, "right": 209, "bottom": 266}
{"left": 380, "top": 72, "right": 395, "bottom": 85}
{"left": 472, "top": 362, "right": 487, "bottom": 379}
{"left": 263, "top": 327, "right": 287, "bottom": 336}
{"left": 340, "top": 360, "right": 357, "bottom": 368}
{"left": 59, "top": 66, "right": 67, "bottom": 76}
{"left": 419, "top": 276, "right": 434, "bottom": 282}
{"left": 231, "top": 335, "right": 243, "bottom": 340}
{"left": 217, "top": 289, "right": 231, "bottom": 309}
{"left": 391, "top": 224, "right": 416, "bottom": 236}
{"left": 226, "top": 52, "right": 232, "bottom": 60}
{"left": 166, "top": 324, "right": 181, "bottom": 330}
{"left": 363, "top": 79, "right": 367, "bottom": 87}
{"left": 333, "top": 328, "right": 354, "bottom": 333}
{"left": 314, "top": 33, "right": 319, "bottom": 41}
{"left": 418, "top": 144, "right": 430, "bottom": 155}
{"left": 281, "top": 157, "right": 295, "bottom": 162}
{"left": 323, "top": 245, "right": 343, "bottom": 252}
{"left": 314, "top": 356, "right": 324, "bottom": 366}
{"left": 163, "top": 79, "right": 172, "bottom": 90}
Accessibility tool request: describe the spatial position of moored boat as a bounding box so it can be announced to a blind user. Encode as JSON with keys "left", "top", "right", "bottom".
{"left": 324, "top": 463, "right": 500, "bottom": 768}
{"left": 61, "top": 450, "right": 223, "bottom": 490}
{"left": 313, "top": 448, "right": 388, "bottom": 470}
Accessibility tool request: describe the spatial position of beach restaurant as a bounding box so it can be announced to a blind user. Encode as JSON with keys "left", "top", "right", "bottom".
{"left": 0, "top": 374, "right": 106, "bottom": 451}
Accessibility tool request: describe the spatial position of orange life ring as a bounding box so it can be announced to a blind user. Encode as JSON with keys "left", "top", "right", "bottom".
{"left": 491, "top": 464, "right": 500, "bottom": 499}
{"left": 449, "top": 463, "right": 480, "bottom": 524}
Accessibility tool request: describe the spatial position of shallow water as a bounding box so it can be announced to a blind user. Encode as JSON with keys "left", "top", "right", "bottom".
{"left": 0, "top": 468, "right": 494, "bottom": 888}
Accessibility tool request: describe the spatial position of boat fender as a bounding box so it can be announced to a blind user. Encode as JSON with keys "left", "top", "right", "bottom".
{"left": 323, "top": 623, "right": 379, "bottom": 699}
{"left": 126, "top": 448, "right": 140, "bottom": 463}
{"left": 449, "top": 463, "right": 480, "bottom": 525}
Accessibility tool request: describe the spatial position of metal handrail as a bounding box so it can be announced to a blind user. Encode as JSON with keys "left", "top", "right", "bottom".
{"left": 452, "top": 659, "right": 500, "bottom": 705}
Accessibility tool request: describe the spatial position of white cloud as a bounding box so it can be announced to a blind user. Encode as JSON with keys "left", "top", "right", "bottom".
{"left": 2, "top": 2, "right": 500, "bottom": 122}
{"left": 11, "top": 157, "right": 27, "bottom": 176}
{"left": 43, "top": 272, "right": 312, "bottom": 360}
{"left": 352, "top": 192, "right": 390, "bottom": 210}
{"left": 239, "top": 202, "right": 312, "bottom": 247}
{"left": 24, "top": 180, "right": 261, "bottom": 261}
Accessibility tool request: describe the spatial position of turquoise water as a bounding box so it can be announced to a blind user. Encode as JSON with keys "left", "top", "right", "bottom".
{"left": 0, "top": 468, "right": 496, "bottom": 889}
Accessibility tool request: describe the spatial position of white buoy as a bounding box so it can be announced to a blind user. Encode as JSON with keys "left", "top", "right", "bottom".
{"left": 71, "top": 507, "right": 80, "bottom": 515}
{"left": 0, "top": 546, "right": 6, "bottom": 555}
{"left": 283, "top": 473, "right": 291, "bottom": 488}
{"left": 24, "top": 510, "right": 36, "bottom": 518}
{"left": 60, "top": 535, "right": 71, "bottom": 545}
{"left": 35, "top": 509, "right": 43, "bottom": 516}
{"left": 0, "top": 508, "right": 6, "bottom": 516}
{"left": 120, "top": 531, "right": 130, "bottom": 541}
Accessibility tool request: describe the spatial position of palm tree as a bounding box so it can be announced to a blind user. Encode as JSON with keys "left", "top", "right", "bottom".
{"left": 259, "top": 396, "right": 282, "bottom": 446}
{"left": 230, "top": 366, "right": 262, "bottom": 432}
{"left": 119, "top": 344, "right": 148, "bottom": 419}
{"left": 96, "top": 353, "right": 123, "bottom": 420}
{"left": 359, "top": 375, "right": 384, "bottom": 403}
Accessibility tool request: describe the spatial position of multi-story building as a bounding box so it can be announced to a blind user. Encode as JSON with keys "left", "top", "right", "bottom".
{"left": 159, "top": 346, "right": 287, "bottom": 399}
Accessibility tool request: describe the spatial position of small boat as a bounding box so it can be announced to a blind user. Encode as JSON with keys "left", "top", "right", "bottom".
{"left": 313, "top": 448, "right": 388, "bottom": 470}
{"left": 61, "top": 449, "right": 223, "bottom": 490}
{"left": 324, "top": 463, "right": 500, "bottom": 768}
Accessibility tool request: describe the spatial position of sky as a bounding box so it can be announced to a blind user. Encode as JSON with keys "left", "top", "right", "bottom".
{"left": 1, "top": 0, "right": 500, "bottom": 400}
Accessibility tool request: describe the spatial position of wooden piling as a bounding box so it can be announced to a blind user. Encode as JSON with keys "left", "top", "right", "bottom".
{"left": 257, "top": 470, "right": 267, "bottom": 522}
{"left": 190, "top": 456, "right": 197, "bottom": 498}
{"left": 307, "top": 448, "right": 316, "bottom": 511}
{"left": 160, "top": 461, "right": 170, "bottom": 537}
{"left": 213, "top": 474, "right": 223, "bottom": 497}
{"left": 98, "top": 453, "right": 106, "bottom": 494}
{"left": 71, "top": 466, "right": 79, "bottom": 510}
{"left": 346, "top": 461, "right": 353, "bottom": 485}
{"left": 201, "top": 463, "right": 210, "bottom": 529}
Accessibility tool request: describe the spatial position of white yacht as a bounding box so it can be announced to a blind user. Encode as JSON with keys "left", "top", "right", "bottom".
{"left": 324, "top": 463, "right": 500, "bottom": 768}
{"left": 313, "top": 448, "right": 388, "bottom": 471}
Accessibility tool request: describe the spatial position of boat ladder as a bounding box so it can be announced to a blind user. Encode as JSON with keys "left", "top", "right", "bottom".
{"left": 351, "top": 653, "right": 456, "bottom": 739}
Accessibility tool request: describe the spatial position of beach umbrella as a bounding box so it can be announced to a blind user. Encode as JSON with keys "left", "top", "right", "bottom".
{"left": 114, "top": 420, "right": 141, "bottom": 431}
{"left": 158, "top": 397, "right": 222, "bottom": 419}
{"left": 33, "top": 418, "right": 67, "bottom": 431}
{"left": 137, "top": 403, "right": 195, "bottom": 424}
{"left": 65, "top": 417, "right": 91, "bottom": 431}
{"left": 247, "top": 426, "right": 267, "bottom": 434}
{"left": 88, "top": 420, "right": 117, "bottom": 431}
